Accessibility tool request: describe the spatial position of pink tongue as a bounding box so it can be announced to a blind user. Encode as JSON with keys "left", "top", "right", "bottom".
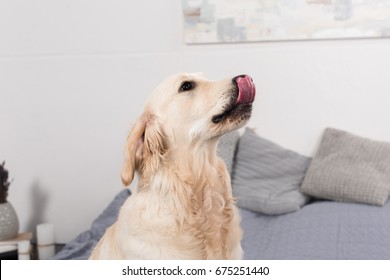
{"left": 235, "top": 75, "right": 256, "bottom": 105}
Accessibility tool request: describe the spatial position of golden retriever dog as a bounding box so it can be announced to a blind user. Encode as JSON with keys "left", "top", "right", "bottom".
{"left": 90, "top": 73, "right": 256, "bottom": 259}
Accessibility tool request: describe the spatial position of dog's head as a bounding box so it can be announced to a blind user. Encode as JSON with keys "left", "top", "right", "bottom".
{"left": 121, "top": 73, "right": 256, "bottom": 186}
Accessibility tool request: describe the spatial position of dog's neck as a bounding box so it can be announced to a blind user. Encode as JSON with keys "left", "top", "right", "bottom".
{"left": 137, "top": 136, "right": 228, "bottom": 195}
{"left": 173, "top": 138, "right": 220, "bottom": 175}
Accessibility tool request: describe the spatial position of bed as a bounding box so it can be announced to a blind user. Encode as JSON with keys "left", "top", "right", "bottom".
{"left": 54, "top": 128, "right": 390, "bottom": 260}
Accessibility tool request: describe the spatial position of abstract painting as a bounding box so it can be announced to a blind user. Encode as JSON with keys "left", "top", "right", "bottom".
{"left": 182, "top": 0, "right": 390, "bottom": 43}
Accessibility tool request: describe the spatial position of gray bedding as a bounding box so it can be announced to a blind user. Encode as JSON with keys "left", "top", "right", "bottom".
{"left": 240, "top": 200, "right": 390, "bottom": 259}
{"left": 54, "top": 189, "right": 390, "bottom": 260}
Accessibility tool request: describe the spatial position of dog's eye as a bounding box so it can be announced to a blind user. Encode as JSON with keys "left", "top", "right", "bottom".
{"left": 179, "top": 81, "right": 195, "bottom": 92}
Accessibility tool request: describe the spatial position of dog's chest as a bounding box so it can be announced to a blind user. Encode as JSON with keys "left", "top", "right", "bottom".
{"left": 117, "top": 191, "right": 232, "bottom": 259}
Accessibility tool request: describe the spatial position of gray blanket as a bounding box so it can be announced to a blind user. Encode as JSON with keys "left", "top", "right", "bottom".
{"left": 54, "top": 189, "right": 390, "bottom": 260}
{"left": 240, "top": 200, "right": 390, "bottom": 259}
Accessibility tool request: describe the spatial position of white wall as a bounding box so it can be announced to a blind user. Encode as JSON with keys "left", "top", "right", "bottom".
{"left": 1, "top": 1, "right": 390, "bottom": 243}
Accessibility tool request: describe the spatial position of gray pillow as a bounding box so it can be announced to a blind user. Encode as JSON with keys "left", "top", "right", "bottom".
{"left": 232, "top": 128, "right": 311, "bottom": 215}
{"left": 301, "top": 128, "right": 390, "bottom": 206}
{"left": 217, "top": 130, "right": 240, "bottom": 176}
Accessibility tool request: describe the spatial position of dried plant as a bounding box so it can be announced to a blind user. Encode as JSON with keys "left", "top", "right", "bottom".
{"left": 0, "top": 161, "right": 11, "bottom": 204}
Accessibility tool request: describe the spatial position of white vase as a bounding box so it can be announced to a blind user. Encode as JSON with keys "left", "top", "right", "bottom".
{"left": 0, "top": 202, "right": 19, "bottom": 241}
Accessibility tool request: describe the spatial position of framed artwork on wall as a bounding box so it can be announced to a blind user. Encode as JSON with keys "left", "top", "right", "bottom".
{"left": 182, "top": 0, "right": 390, "bottom": 44}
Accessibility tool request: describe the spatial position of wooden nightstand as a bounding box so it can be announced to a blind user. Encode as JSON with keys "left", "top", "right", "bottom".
{"left": 0, "top": 233, "right": 33, "bottom": 260}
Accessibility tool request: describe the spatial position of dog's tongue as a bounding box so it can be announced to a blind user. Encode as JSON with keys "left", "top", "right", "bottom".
{"left": 235, "top": 75, "right": 256, "bottom": 105}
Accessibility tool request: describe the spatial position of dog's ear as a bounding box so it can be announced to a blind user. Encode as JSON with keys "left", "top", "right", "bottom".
{"left": 143, "top": 114, "right": 168, "bottom": 164}
{"left": 121, "top": 116, "right": 147, "bottom": 186}
{"left": 121, "top": 113, "right": 168, "bottom": 186}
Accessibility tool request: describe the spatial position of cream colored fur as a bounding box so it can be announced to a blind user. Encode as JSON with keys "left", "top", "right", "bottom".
{"left": 90, "top": 73, "right": 252, "bottom": 259}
